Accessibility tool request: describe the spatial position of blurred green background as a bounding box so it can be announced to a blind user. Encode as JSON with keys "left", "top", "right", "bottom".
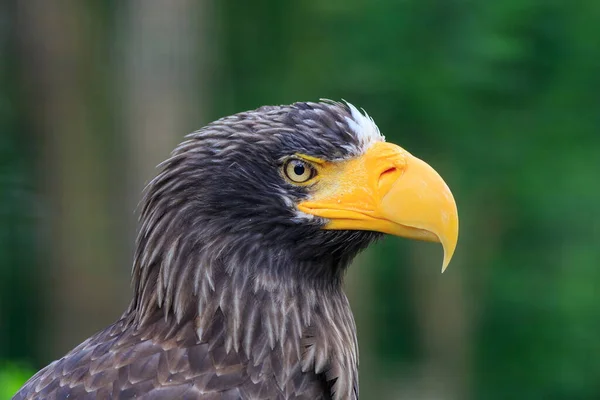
{"left": 1, "top": 1, "right": 600, "bottom": 399}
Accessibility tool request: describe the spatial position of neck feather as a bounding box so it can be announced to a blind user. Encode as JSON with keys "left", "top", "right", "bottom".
{"left": 127, "top": 238, "right": 359, "bottom": 399}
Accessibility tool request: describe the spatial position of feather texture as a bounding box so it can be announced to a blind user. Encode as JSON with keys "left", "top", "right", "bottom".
{"left": 15, "top": 101, "right": 383, "bottom": 399}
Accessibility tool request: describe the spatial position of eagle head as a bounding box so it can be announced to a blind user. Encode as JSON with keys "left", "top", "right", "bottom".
{"left": 132, "top": 101, "right": 458, "bottom": 318}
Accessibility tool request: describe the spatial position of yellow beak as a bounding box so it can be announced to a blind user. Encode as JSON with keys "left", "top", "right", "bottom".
{"left": 298, "top": 142, "right": 459, "bottom": 271}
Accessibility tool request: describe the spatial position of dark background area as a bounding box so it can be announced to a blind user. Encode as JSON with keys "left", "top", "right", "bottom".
{"left": 1, "top": 1, "right": 600, "bottom": 398}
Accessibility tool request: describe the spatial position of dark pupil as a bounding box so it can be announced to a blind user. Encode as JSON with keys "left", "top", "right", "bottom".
{"left": 293, "top": 162, "right": 306, "bottom": 176}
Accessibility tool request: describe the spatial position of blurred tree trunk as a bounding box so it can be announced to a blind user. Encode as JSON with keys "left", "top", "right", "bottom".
{"left": 16, "top": 1, "right": 128, "bottom": 363}
{"left": 409, "top": 244, "right": 471, "bottom": 400}
{"left": 17, "top": 0, "right": 213, "bottom": 365}
{"left": 345, "top": 250, "right": 384, "bottom": 398}
{"left": 119, "top": 0, "right": 214, "bottom": 228}
{"left": 349, "top": 242, "right": 472, "bottom": 400}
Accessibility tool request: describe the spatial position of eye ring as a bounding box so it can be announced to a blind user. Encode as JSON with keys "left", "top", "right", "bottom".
{"left": 283, "top": 158, "right": 317, "bottom": 184}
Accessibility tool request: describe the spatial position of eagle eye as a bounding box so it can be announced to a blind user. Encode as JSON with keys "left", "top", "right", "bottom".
{"left": 283, "top": 158, "right": 316, "bottom": 184}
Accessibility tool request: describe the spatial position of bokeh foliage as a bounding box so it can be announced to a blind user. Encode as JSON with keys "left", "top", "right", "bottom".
{"left": 1, "top": 0, "right": 600, "bottom": 398}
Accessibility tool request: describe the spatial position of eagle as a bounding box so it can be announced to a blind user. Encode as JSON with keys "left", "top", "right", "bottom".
{"left": 15, "top": 101, "right": 458, "bottom": 399}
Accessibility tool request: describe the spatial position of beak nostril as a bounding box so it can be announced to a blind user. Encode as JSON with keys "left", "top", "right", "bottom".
{"left": 378, "top": 166, "right": 400, "bottom": 192}
{"left": 381, "top": 166, "right": 397, "bottom": 177}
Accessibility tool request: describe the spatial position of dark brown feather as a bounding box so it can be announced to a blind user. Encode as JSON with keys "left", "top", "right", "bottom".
{"left": 14, "top": 102, "right": 379, "bottom": 399}
{"left": 15, "top": 305, "right": 341, "bottom": 399}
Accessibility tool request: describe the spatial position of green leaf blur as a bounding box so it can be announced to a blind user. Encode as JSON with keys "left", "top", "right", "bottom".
{"left": 0, "top": 364, "right": 34, "bottom": 399}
